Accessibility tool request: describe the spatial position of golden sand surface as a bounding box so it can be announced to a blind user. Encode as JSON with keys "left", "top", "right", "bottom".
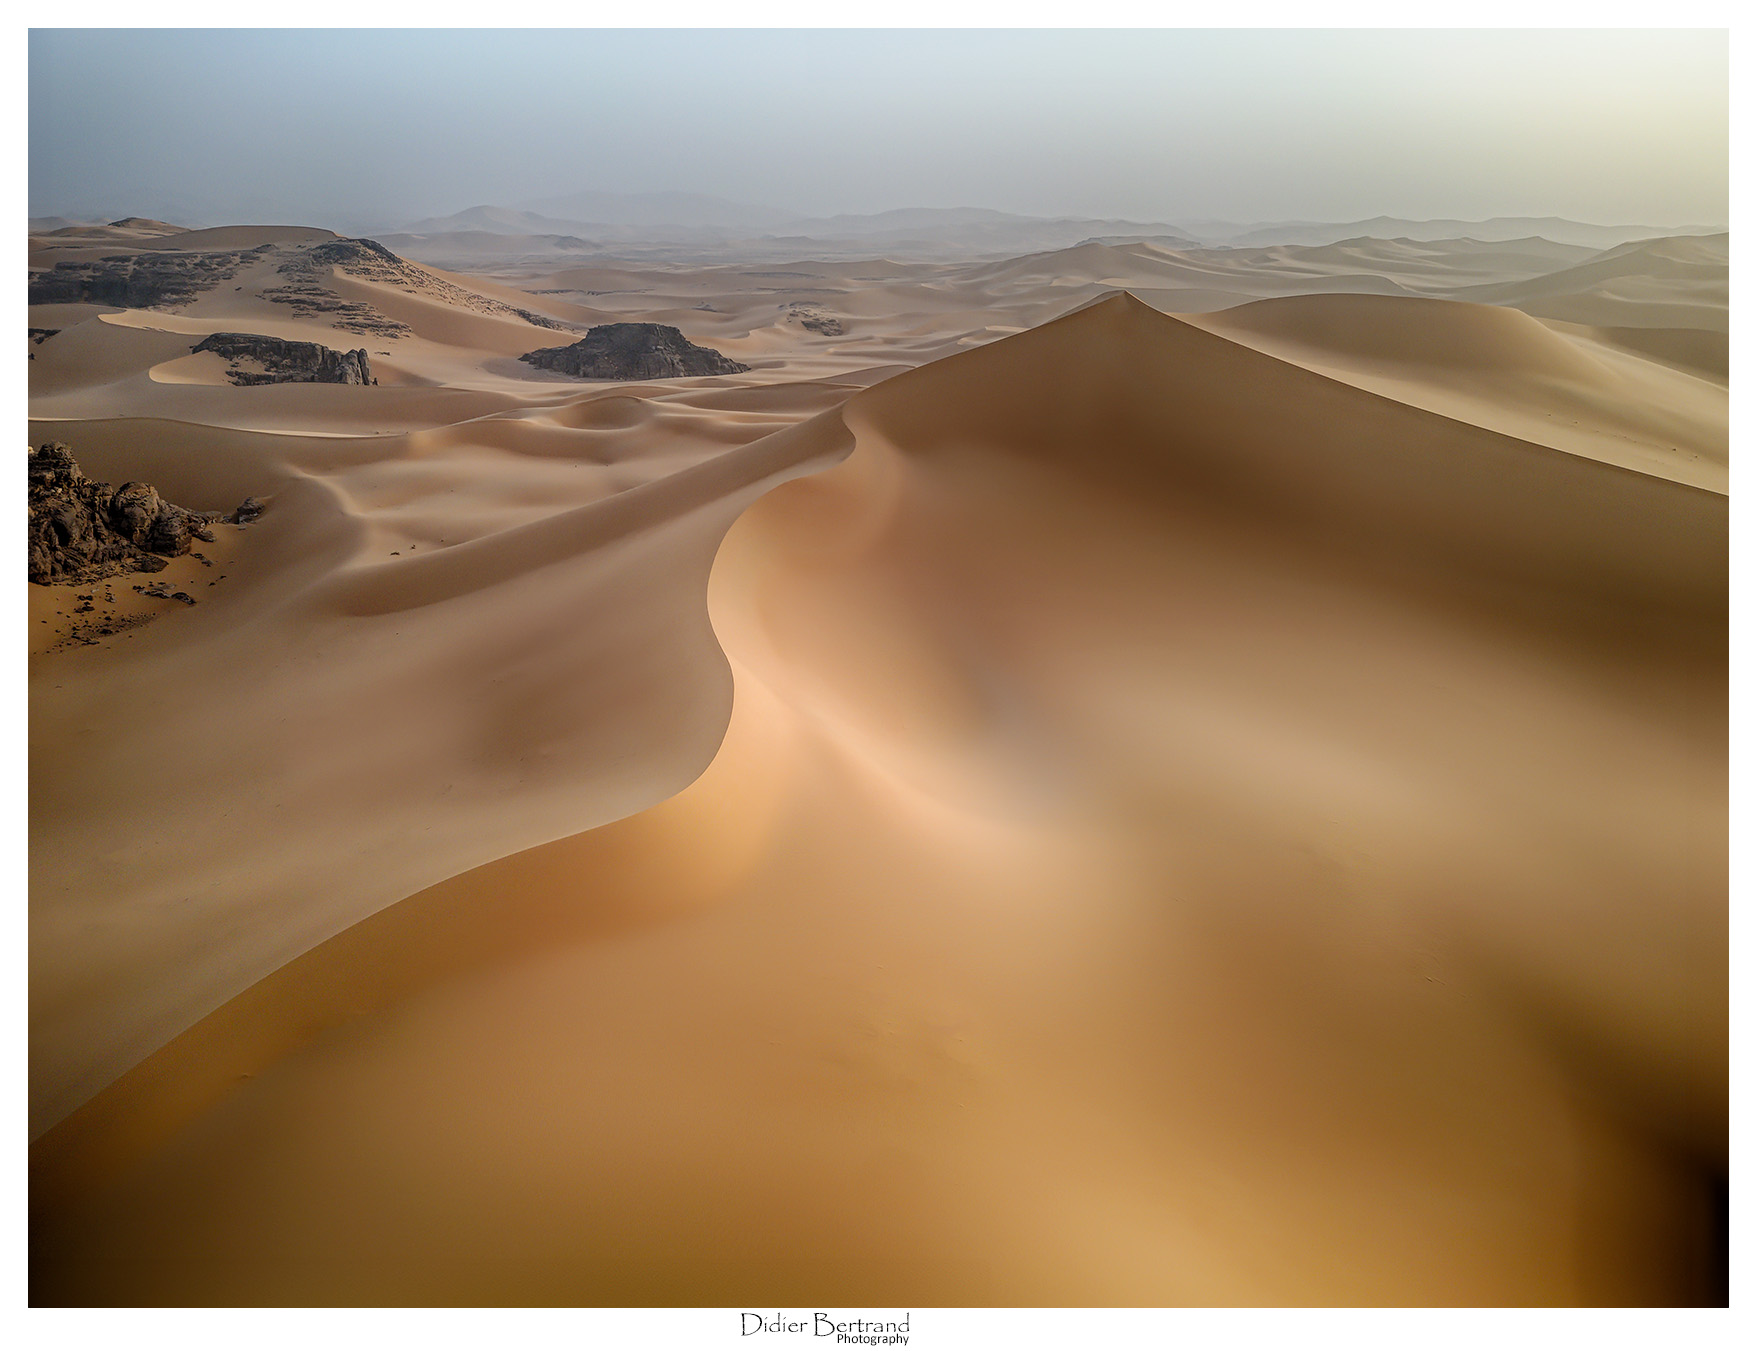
{"left": 28, "top": 225, "right": 1726, "bottom": 1305}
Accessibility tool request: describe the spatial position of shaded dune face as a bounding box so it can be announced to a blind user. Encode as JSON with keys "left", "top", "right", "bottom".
{"left": 31, "top": 298, "right": 1725, "bottom": 1305}
{"left": 25, "top": 408, "right": 845, "bottom": 1140}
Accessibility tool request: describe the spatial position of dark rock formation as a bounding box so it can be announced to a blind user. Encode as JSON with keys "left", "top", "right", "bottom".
{"left": 107, "top": 217, "right": 184, "bottom": 233}
{"left": 192, "top": 332, "right": 374, "bottom": 386}
{"left": 29, "top": 233, "right": 573, "bottom": 343}
{"left": 263, "top": 236, "right": 570, "bottom": 337}
{"left": 260, "top": 286, "right": 410, "bottom": 338}
{"left": 785, "top": 303, "right": 845, "bottom": 336}
{"left": 507, "top": 305, "right": 575, "bottom": 332}
{"left": 138, "top": 580, "right": 198, "bottom": 605}
{"left": 304, "top": 237, "right": 406, "bottom": 274}
{"left": 258, "top": 238, "right": 412, "bottom": 337}
{"left": 519, "top": 323, "right": 749, "bottom": 380}
{"left": 301, "top": 240, "right": 567, "bottom": 330}
{"left": 227, "top": 497, "right": 267, "bottom": 526}
{"left": 107, "top": 480, "right": 164, "bottom": 546}
{"left": 28, "top": 250, "right": 251, "bottom": 308}
{"left": 27, "top": 442, "right": 240, "bottom": 586}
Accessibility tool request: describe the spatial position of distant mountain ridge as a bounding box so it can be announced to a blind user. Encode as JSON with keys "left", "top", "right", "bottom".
{"left": 522, "top": 190, "right": 793, "bottom": 230}
{"left": 1190, "top": 216, "right": 1725, "bottom": 251}
{"left": 39, "top": 193, "right": 1724, "bottom": 263}
{"left": 389, "top": 199, "right": 1204, "bottom": 260}
{"left": 382, "top": 195, "right": 1718, "bottom": 259}
{"left": 400, "top": 199, "right": 1199, "bottom": 242}
{"left": 398, "top": 205, "right": 607, "bottom": 236}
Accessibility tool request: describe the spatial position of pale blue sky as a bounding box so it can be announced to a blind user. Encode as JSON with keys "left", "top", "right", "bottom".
{"left": 28, "top": 28, "right": 1729, "bottom": 229}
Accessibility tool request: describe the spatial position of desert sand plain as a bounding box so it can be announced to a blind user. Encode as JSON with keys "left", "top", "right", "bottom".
{"left": 27, "top": 217, "right": 1727, "bottom": 1304}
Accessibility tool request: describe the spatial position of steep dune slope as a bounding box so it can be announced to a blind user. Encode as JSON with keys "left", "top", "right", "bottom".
{"left": 33, "top": 297, "right": 1725, "bottom": 1305}
{"left": 1190, "top": 293, "right": 1726, "bottom": 489}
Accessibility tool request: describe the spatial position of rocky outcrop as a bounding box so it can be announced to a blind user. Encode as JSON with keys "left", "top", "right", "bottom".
{"left": 785, "top": 303, "right": 846, "bottom": 336}
{"left": 27, "top": 248, "right": 258, "bottom": 308}
{"left": 519, "top": 323, "right": 749, "bottom": 380}
{"left": 303, "top": 237, "right": 407, "bottom": 276}
{"left": 192, "top": 332, "right": 375, "bottom": 386}
{"left": 263, "top": 236, "right": 570, "bottom": 338}
{"left": 106, "top": 217, "right": 185, "bottom": 234}
{"left": 28, "top": 234, "right": 570, "bottom": 342}
{"left": 261, "top": 276, "right": 411, "bottom": 338}
{"left": 302, "top": 240, "right": 569, "bottom": 330}
{"left": 26, "top": 443, "right": 257, "bottom": 586}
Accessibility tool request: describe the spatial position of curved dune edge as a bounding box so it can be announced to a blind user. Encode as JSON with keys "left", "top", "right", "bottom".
{"left": 27, "top": 402, "right": 850, "bottom": 1140}
{"left": 31, "top": 296, "right": 1724, "bottom": 1305}
{"left": 146, "top": 350, "right": 236, "bottom": 385}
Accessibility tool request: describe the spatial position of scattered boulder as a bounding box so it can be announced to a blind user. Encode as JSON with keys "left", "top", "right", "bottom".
{"left": 27, "top": 442, "right": 243, "bottom": 585}
{"left": 192, "top": 332, "right": 375, "bottom": 386}
{"left": 139, "top": 580, "right": 198, "bottom": 605}
{"left": 519, "top": 323, "right": 749, "bottom": 380}
{"left": 227, "top": 496, "right": 267, "bottom": 526}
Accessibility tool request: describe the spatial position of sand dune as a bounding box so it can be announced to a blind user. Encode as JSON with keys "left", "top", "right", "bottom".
{"left": 1245, "top": 235, "right": 1599, "bottom": 285}
{"left": 1192, "top": 293, "right": 1727, "bottom": 490}
{"left": 28, "top": 407, "right": 842, "bottom": 1135}
{"left": 477, "top": 230, "right": 1706, "bottom": 375}
{"left": 160, "top": 224, "right": 340, "bottom": 250}
{"left": 28, "top": 226, "right": 1726, "bottom": 1305}
{"left": 963, "top": 239, "right": 1425, "bottom": 302}
{"left": 1455, "top": 233, "right": 1728, "bottom": 330}
{"left": 30, "top": 270, "right": 1729, "bottom": 1294}
{"left": 32, "top": 218, "right": 188, "bottom": 243}
{"left": 1213, "top": 216, "right": 1720, "bottom": 251}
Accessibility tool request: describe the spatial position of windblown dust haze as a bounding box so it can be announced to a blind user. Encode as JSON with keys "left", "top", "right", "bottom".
{"left": 28, "top": 28, "right": 1728, "bottom": 232}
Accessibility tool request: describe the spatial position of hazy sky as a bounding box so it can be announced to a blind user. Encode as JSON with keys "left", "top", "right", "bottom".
{"left": 29, "top": 28, "right": 1729, "bottom": 229}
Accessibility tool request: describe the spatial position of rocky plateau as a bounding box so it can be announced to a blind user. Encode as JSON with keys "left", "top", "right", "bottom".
{"left": 192, "top": 332, "right": 376, "bottom": 385}
{"left": 518, "top": 322, "right": 749, "bottom": 380}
